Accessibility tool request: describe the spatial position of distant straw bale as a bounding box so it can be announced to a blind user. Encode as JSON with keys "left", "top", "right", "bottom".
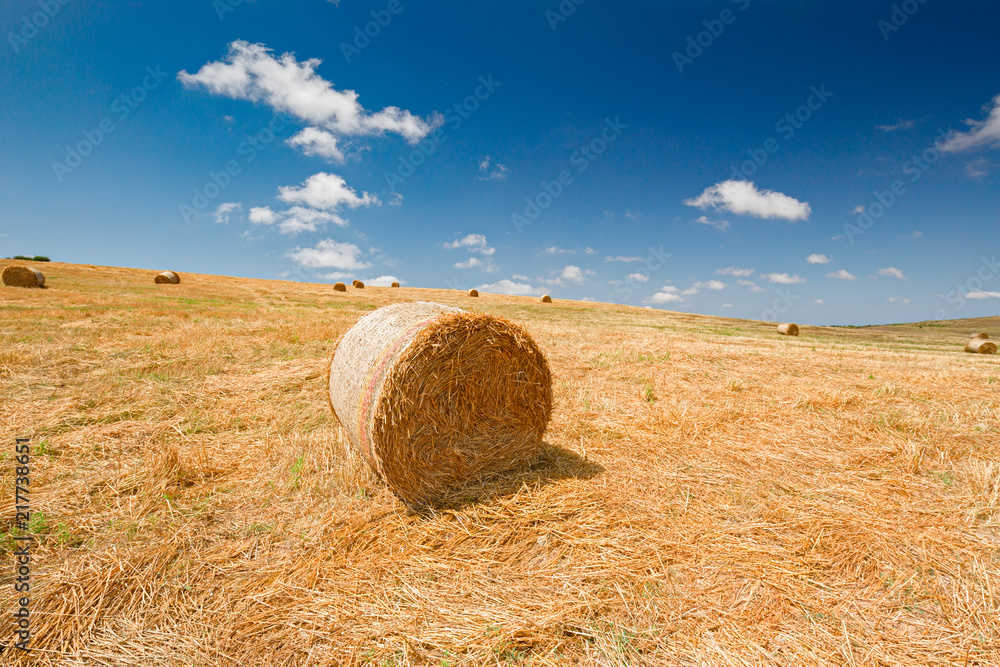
{"left": 467, "top": 289, "right": 479, "bottom": 297}
{"left": 327, "top": 302, "right": 552, "bottom": 506}
{"left": 972, "top": 332, "right": 989, "bottom": 339}
{"left": 2, "top": 266, "right": 45, "bottom": 288}
{"left": 964, "top": 339, "right": 997, "bottom": 354}
{"left": 777, "top": 323, "right": 799, "bottom": 336}
{"left": 354, "top": 281, "right": 365, "bottom": 289}
{"left": 333, "top": 282, "right": 347, "bottom": 292}
{"left": 154, "top": 271, "right": 180, "bottom": 284}
{"left": 541, "top": 295, "right": 552, "bottom": 303}
{"left": 391, "top": 282, "right": 400, "bottom": 288}
{"left": 352, "top": 280, "right": 360, "bottom": 287}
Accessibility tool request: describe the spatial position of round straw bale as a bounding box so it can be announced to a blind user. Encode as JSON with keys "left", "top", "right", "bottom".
{"left": 354, "top": 280, "right": 365, "bottom": 289}
{"left": 391, "top": 281, "right": 400, "bottom": 288}
{"left": 154, "top": 271, "right": 180, "bottom": 284}
{"left": 777, "top": 323, "right": 799, "bottom": 336}
{"left": 467, "top": 289, "right": 479, "bottom": 297}
{"left": 541, "top": 295, "right": 552, "bottom": 303}
{"left": 972, "top": 332, "right": 989, "bottom": 339}
{"left": 328, "top": 302, "right": 553, "bottom": 505}
{"left": 333, "top": 282, "right": 347, "bottom": 292}
{"left": 2, "top": 266, "right": 45, "bottom": 288}
{"left": 964, "top": 339, "right": 997, "bottom": 354}
{"left": 352, "top": 279, "right": 360, "bottom": 287}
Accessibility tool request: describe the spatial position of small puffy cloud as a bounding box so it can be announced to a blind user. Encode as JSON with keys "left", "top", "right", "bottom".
{"left": 277, "top": 206, "right": 347, "bottom": 235}
{"left": 214, "top": 202, "right": 241, "bottom": 224}
{"left": 694, "top": 215, "right": 729, "bottom": 231}
{"left": 761, "top": 272, "right": 806, "bottom": 284}
{"left": 683, "top": 280, "right": 727, "bottom": 295}
{"left": 886, "top": 296, "right": 911, "bottom": 303}
{"left": 454, "top": 257, "right": 496, "bottom": 272}
{"left": 604, "top": 255, "right": 643, "bottom": 263}
{"left": 738, "top": 279, "right": 766, "bottom": 293}
{"left": 965, "top": 157, "right": 989, "bottom": 180}
{"left": 716, "top": 266, "right": 754, "bottom": 277}
{"left": 685, "top": 180, "right": 811, "bottom": 221}
{"left": 807, "top": 253, "right": 832, "bottom": 264}
{"left": 938, "top": 93, "right": 1000, "bottom": 152}
{"left": 584, "top": 247, "right": 595, "bottom": 254}
{"left": 966, "top": 290, "right": 1000, "bottom": 299}
{"left": 625, "top": 209, "right": 640, "bottom": 219}
{"left": 544, "top": 246, "right": 575, "bottom": 254}
{"left": 626, "top": 272, "right": 649, "bottom": 283}
{"left": 643, "top": 285, "right": 683, "bottom": 304}
{"left": 249, "top": 206, "right": 277, "bottom": 225}
{"left": 721, "top": 303, "right": 733, "bottom": 308}
{"left": 277, "top": 172, "right": 379, "bottom": 211}
{"left": 388, "top": 193, "right": 403, "bottom": 207}
{"left": 475, "top": 279, "right": 544, "bottom": 296}
{"left": 444, "top": 233, "right": 495, "bottom": 256}
{"left": 815, "top": 299, "right": 824, "bottom": 304}
{"left": 286, "top": 127, "right": 345, "bottom": 162}
{"left": 875, "top": 119, "right": 915, "bottom": 132}
{"left": 851, "top": 205, "right": 865, "bottom": 214}
{"left": 368, "top": 275, "right": 400, "bottom": 287}
{"left": 878, "top": 267, "right": 906, "bottom": 279}
{"left": 512, "top": 274, "right": 529, "bottom": 282}
{"left": 827, "top": 269, "right": 856, "bottom": 280}
{"left": 478, "top": 156, "right": 508, "bottom": 181}
{"left": 287, "top": 239, "right": 370, "bottom": 270}
{"left": 541, "top": 265, "right": 592, "bottom": 287}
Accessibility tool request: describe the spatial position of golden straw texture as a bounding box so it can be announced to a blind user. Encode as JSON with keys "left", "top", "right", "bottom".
{"left": 1, "top": 265, "right": 44, "bottom": 287}
{"left": 154, "top": 271, "right": 180, "bottom": 284}
{"left": 328, "top": 302, "right": 552, "bottom": 505}
{"left": 777, "top": 323, "right": 799, "bottom": 336}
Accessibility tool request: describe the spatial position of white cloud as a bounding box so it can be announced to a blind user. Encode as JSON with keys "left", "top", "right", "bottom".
{"left": 604, "top": 255, "right": 643, "bottom": 263}
{"left": 541, "top": 265, "right": 592, "bottom": 287}
{"left": 277, "top": 172, "right": 378, "bottom": 211}
{"left": 938, "top": 93, "right": 1000, "bottom": 152}
{"left": 319, "top": 271, "right": 355, "bottom": 280}
{"left": 685, "top": 180, "right": 811, "bottom": 221}
{"left": 965, "top": 156, "right": 989, "bottom": 180}
{"left": 388, "top": 193, "right": 403, "bottom": 207}
{"left": 966, "top": 290, "right": 1000, "bottom": 299}
{"left": 368, "top": 275, "right": 400, "bottom": 287}
{"left": 544, "top": 246, "right": 575, "bottom": 254}
{"left": 910, "top": 231, "right": 923, "bottom": 239}
{"left": 475, "top": 279, "right": 544, "bottom": 296}
{"left": 625, "top": 209, "right": 640, "bottom": 220}
{"left": 815, "top": 299, "right": 824, "bottom": 304}
{"left": 626, "top": 272, "right": 649, "bottom": 283}
{"left": 444, "top": 233, "right": 495, "bottom": 256}
{"left": 875, "top": 119, "right": 915, "bottom": 132}
{"left": 286, "top": 127, "right": 345, "bottom": 162}
{"left": 806, "top": 253, "right": 832, "bottom": 264}
{"left": 886, "top": 296, "right": 911, "bottom": 303}
{"left": 178, "top": 41, "right": 439, "bottom": 149}
{"left": 716, "top": 266, "right": 754, "bottom": 277}
{"left": 738, "top": 279, "right": 766, "bottom": 293}
{"left": 683, "top": 280, "right": 727, "bottom": 295}
{"left": 827, "top": 269, "right": 856, "bottom": 280}
{"left": 584, "top": 247, "right": 595, "bottom": 254}
{"left": 287, "top": 239, "right": 370, "bottom": 270}
{"left": 851, "top": 205, "right": 865, "bottom": 214}
{"left": 878, "top": 267, "right": 906, "bottom": 279}
{"left": 694, "top": 215, "right": 729, "bottom": 231}
{"left": 214, "top": 202, "right": 240, "bottom": 224}
{"left": 249, "top": 206, "right": 277, "bottom": 225}
{"left": 721, "top": 303, "right": 733, "bottom": 308}
{"left": 453, "top": 257, "right": 495, "bottom": 272}
{"left": 478, "top": 156, "right": 508, "bottom": 181}
{"left": 761, "top": 273, "right": 806, "bottom": 284}
{"left": 643, "top": 286, "right": 683, "bottom": 304}
{"left": 512, "top": 274, "right": 529, "bottom": 282}
{"left": 277, "top": 206, "right": 347, "bottom": 235}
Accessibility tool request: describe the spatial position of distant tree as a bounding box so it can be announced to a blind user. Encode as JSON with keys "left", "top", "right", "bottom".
{"left": 10, "top": 255, "right": 50, "bottom": 261}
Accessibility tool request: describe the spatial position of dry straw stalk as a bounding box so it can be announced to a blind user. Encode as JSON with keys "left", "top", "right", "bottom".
{"left": 154, "top": 271, "right": 180, "bottom": 284}
{"left": 777, "top": 322, "right": 799, "bottom": 336}
{"left": 1, "top": 265, "right": 45, "bottom": 287}
{"left": 964, "top": 338, "right": 997, "bottom": 354}
{"left": 327, "top": 302, "right": 552, "bottom": 505}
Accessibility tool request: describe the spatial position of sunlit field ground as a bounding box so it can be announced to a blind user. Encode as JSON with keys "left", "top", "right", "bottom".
{"left": 2, "top": 260, "right": 998, "bottom": 666}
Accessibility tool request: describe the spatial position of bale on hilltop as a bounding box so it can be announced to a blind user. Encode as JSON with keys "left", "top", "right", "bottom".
{"left": 541, "top": 295, "right": 552, "bottom": 303}
{"left": 777, "top": 323, "right": 799, "bottom": 336}
{"left": 2, "top": 266, "right": 45, "bottom": 288}
{"left": 467, "top": 289, "right": 479, "bottom": 297}
{"left": 333, "top": 282, "right": 347, "bottom": 292}
{"left": 391, "top": 282, "right": 400, "bottom": 288}
{"left": 354, "top": 281, "right": 365, "bottom": 289}
{"left": 965, "top": 339, "right": 997, "bottom": 354}
{"left": 154, "top": 271, "right": 180, "bottom": 285}
{"left": 327, "top": 302, "right": 553, "bottom": 506}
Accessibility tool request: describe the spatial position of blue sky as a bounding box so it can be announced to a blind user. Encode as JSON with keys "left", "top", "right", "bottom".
{"left": 2, "top": 0, "right": 999, "bottom": 325}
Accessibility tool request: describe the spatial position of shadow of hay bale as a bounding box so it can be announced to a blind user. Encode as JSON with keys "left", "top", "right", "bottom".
{"left": 409, "top": 442, "right": 604, "bottom": 514}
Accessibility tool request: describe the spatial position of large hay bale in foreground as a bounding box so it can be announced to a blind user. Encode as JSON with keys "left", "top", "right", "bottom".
{"left": 972, "top": 332, "right": 989, "bottom": 339}
{"left": 467, "top": 289, "right": 479, "bottom": 297}
{"left": 965, "top": 339, "right": 997, "bottom": 354}
{"left": 333, "top": 282, "right": 347, "bottom": 292}
{"left": 541, "top": 295, "right": 552, "bottom": 303}
{"left": 154, "top": 271, "right": 180, "bottom": 284}
{"left": 2, "top": 266, "right": 44, "bottom": 287}
{"left": 391, "top": 281, "right": 400, "bottom": 288}
{"left": 777, "top": 323, "right": 799, "bottom": 336}
{"left": 328, "top": 302, "right": 552, "bottom": 505}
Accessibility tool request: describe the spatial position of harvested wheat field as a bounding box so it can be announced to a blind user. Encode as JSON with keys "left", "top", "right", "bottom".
{"left": 1, "top": 261, "right": 998, "bottom": 666}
